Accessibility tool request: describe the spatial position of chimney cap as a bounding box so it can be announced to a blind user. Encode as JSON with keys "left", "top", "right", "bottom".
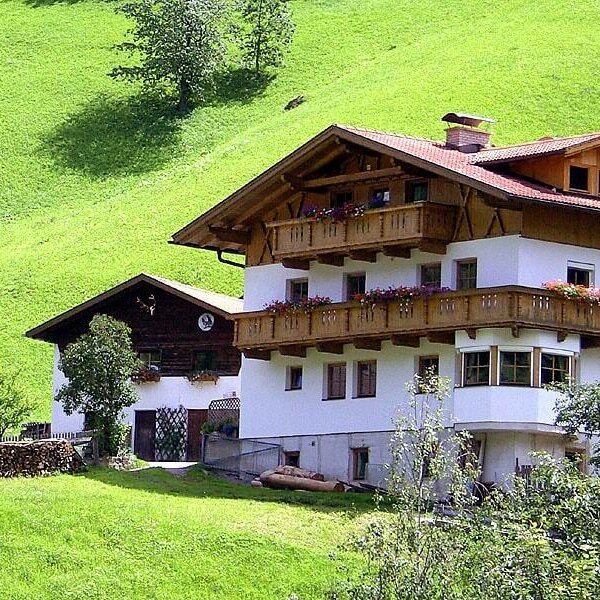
{"left": 442, "top": 112, "right": 495, "bottom": 128}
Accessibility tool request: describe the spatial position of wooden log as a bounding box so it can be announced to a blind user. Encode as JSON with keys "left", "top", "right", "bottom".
{"left": 274, "top": 465, "right": 325, "bottom": 481}
{"left": 260, "top": 472, "right": 344, "bottom": 493}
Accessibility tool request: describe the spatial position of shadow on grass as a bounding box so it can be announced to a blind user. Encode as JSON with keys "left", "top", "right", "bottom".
{"left": 82, "top": 465, "right": 379, "bottom": 514}
{"left": 43, "top": 93, "right": 184, "bottom": 178}
{"left": 206, "top": 68, "right": 274, "bottom": 107}
{"left": 24, "top": 0, "right": 115, "bottom": 8}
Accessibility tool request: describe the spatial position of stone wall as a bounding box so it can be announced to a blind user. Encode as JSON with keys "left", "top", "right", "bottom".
{"left": 0, "top": 439, "right": 85, "bottom": 477}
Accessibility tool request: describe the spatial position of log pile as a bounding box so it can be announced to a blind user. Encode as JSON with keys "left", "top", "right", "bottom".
{"left": 257, "top": 465, "right": 345, "bottom": 493}
{"left": 0, "top": 440, "right": 86, "bottom": 477}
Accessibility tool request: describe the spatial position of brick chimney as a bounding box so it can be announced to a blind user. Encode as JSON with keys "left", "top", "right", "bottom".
{"left": 442, "top": 113, "right": 494, "bottom": 153}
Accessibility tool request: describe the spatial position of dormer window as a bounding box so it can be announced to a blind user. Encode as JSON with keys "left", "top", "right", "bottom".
{"left": 569, "top": 166, "right": 589, "bottom": 192}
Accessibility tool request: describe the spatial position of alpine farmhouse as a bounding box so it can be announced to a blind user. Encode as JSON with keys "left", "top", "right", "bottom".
{"left": 26, "top": 273, "right": 242, "bottom": 461}
{"left": 171, "top": 113, "right": 600, "bottom": 485}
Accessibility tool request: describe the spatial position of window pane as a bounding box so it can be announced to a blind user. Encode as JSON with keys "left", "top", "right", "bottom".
{"left": 457, "top": 260, "right": 477, "bottom": 290}
{"left": 346, "top": 274, "right": 366, "bottom": 300}
{"left": 405, "top": 181, "right": 428, "bottom": 203}
{"left": 289, "top": 279, "right": 308, "bottom": 302}
{"left": 463, "top": 352, "right": 490, "bottom": 385}
{"left": 421, "top": 263, "right": 442, "bottom": 287}
{"left": 567, "top": 267, "right": 591, "bottom": 287}
{"left": 499, "top": 352, "right": 531, "bottom": 385}
{"left": 288, "top": 366, "right": 303, "bottom": 390}
{"left": 194, "top": 351, "right": 216, "bottom": 371}
{"left": 331, "top": 191, "right": 353, "bottom": 208}
{"left": 370, "top": 188, "right": 390, "bottom": 207}
{"left": 569, "top": 166, "right": 589, "bottom": 191}
{"left": 357, "top": 361, "right": 376, "bottom": 397}
{"left": 327, "top": 364, "right": 346, "bottom": 399}
{"left": 541, "top": 354, "right": 570, "bottom": 385}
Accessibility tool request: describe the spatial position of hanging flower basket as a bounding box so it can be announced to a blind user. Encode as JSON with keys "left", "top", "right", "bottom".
{"left": 131, "top": 367, "right": 161, "bottom": 384}
{"left": 187, "top": 370, "right": 220, "bottom": 384}
{"left": 264, "top": 295, "right": 332, "bottom": 315}
{"left": 543, "top": 280, "right": 600, "bottom": 305}
{"left": 301, "top": 202, "right": 366, "bottom": 223}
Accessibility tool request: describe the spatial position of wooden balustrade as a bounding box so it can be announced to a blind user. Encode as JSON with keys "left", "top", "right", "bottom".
{"left": 268, "top": 203, "right": 457, "bottom": 261}
{"left": 234, "top": 287, "right": 600, "bottom": 353}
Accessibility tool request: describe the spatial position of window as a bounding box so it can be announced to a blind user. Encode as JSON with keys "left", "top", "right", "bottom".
{"left": 567, "top": 266, "right": 593, "bottom": 287}
{"left": 331, "top": 191, "right": 353, "bottom": 208}
{"left": 284, "top": 451, "right": 300, "bottom": 467}
{"left": 356, "top": 361, "right": 377, "bottom": 397}
{"left": 569, "top": 166, "right": 589, "bottom": 192}
{"left": 326, "top": 363, "right": 346, "bottom": 400}
{"left": 417, "top": 355, "right": 439, "bottom": 393}
{"left": 139, "top": 350, "right": 161, "bottom": 370}
{"left": 405, "top": 180, "right": 428, "bottom": 203}
{"left": 456, "top": 259, "right": 477, "bottom": 290}
{"left": 540, "top": 353, "right": 570, "bottom": 385}
{"left": 287, "top": 278, "right": 308, "bottom": 303}
{"left": 352, "top": 448, "right": 369, "bottom": 480}
{"left": 565, "top": 449, "right": 586, "bottom": 473}
{"left": 420, "top": 263, "right": 442, "bottom": 288}
{"left": 370, "top": 188, "right": 390, "bottom": 207}
{"left": 499, "top": 351, "right": 531, "bottom": 386}
{"left": 286, "top": 366, "right": 303, "bottom": 390}
{"left": 345, "top": 273, "right": 366, "bottom": 301}
{"left": 193, "top": 350, "right": 217, "bottom": 372}
{"left": 463, "top": 351, "right": 490, "bottom": 386}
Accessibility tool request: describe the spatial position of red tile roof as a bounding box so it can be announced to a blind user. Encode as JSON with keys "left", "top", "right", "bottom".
{"left": 471, "top": 133, "right": 600, "bottom": 164}
{"left": 338, "top": 125, "right": 600, "bottom": 210}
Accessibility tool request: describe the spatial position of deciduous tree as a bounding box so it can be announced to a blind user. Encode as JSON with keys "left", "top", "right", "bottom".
{"left": 110, "top": 0, "right": 227, "bottom": 112}
{"left": 236, "top": 0, "right": 294, "bottom": 74}
{"left": 56, "top": 314, "right": 141, "bottom": 456}
{"left": 0, "top": 369, "right": 33, "bottom": 438}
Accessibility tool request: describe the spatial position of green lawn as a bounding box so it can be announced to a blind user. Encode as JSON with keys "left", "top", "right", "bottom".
{"left": 0, "top": 467, "right": 370, "bottom": 599}
{"left": 3, "top": 0, "right": 600, "bottom": 417}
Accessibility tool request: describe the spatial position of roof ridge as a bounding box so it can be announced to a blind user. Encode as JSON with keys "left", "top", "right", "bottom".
{"left": 148, "top": 273, "right": 240, "bottom": 300}
{"left": 335, "top": 123, "right": 439, "bottom": 144}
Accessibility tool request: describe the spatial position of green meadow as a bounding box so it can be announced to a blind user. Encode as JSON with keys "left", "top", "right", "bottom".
{"left": 2, "top": 0, "right": 600, "bottom": 416}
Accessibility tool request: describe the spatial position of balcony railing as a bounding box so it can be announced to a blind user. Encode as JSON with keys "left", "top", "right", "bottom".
{"left": 234, "top": 286, "right": 600, "bottom": 354}
{"left": 267, "top": 203, "right": 457, "bottom": 262}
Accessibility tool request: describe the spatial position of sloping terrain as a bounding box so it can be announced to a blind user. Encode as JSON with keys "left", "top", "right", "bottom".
{"left": 2, "top": 0, "right": 600, "bottom": 416}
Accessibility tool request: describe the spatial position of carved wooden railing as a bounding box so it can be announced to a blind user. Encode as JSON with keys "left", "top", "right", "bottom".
{"left": 267, "top": 203, "right": 457, "bottom": 259}
{"left": 234, "top": 287, "right": 600, "bottom": 350}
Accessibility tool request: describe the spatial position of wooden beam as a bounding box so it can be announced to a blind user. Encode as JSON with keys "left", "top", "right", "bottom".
{"left": 317, "top": 254, "right": 345, "bottom": 267}
{"left": 418, "top": 240, "right": 447, "bottom": 255}
{"left": 465, "top": 328, "right": 477, "bottom": 340}
{"left": 511, "top": 325, "right": 520, "bottom": 338}
{"left": 282, "top": 258, "right": 311, "bottom": 270}
{"left": 304, "top": 166, "right": 406, "bottom": 189}
{"left": 382, "top": 245, "right": 411, "bottom": 259}
{"left": 354, "top": 339, "right": 382, "bottom": 351}
{"left": 391, "top": 334, "right": 420, "bottom": 348}
{"left": 348, "top": 249, "right": 377, "bottom": 263}
{"left": 281, "top": 173, "right": 304, "bottom": 191}
{"left": 557, "top": 331, "right": 568, "bottom": 343}
{"left": 427, "top": 332, "right": 454, "bottom": 345}
{"left": 316, "top": 342, "right": 345, "bottom": 354}
{"left": 243, "top": 349, "right": 271, "bottom": 361}
{"left": 582, "top": 336, "right": 600, "bottom": 349}
{"left": 209, "top": 226, "right": 250, "bottom": 246}
{"left": 279, "top": 345, "right": 307, "bottom": 358}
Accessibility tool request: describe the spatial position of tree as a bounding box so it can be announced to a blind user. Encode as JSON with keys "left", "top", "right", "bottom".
{"left": 236, "top": 0, "right": 294, "bottom": 74}
{"left": 110, "top": 0, "right": 227, "bottom": 112}
{"left": 546, "top": 378, "right": 600, "bottom": 465}
{"left": 56, "top": 314, "right": 141, "bottom": 456}
{"left": 0, "top": 370, "right": 33, "bottom": 438}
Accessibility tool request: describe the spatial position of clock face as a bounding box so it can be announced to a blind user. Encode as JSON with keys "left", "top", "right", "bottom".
{"left": 198, "top": 312, "right": 215, "bottom": 332}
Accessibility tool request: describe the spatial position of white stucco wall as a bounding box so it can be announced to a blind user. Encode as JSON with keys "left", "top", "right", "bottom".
{"left": 51, "top": 345, "right": 240, "bottom": 434}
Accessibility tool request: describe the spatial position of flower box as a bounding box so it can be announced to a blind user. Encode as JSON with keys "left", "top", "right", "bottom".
{"left": 187, "top": 371, "right": 220, "bottom": 384}
{"left": 131, "top": 367, "right": 161, "bottom": 384}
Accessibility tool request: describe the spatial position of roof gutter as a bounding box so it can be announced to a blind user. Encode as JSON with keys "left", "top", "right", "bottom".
{"left": 217, "top": 249, "right": 245, "bottom": 269}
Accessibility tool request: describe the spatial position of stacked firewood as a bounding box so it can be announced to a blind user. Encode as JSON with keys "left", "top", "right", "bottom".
{"left": 255, "top": 465, "right": 345, "bottom": 493}
{"left": 0, "top": 440, "right": 85, "bottom": 477}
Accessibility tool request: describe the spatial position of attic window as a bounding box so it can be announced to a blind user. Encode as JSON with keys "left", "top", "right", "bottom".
{"left": 569, "top": 166, "right": 589, "bottom": 192}
{"left": 405, "top": 180, "right": 428, "bottom": 203}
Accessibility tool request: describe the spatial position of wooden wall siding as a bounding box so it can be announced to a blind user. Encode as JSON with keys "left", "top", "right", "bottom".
{"left": 510, "top": 155, "right": 565, "bottom": 191}
{"left": 235, "top": 286, "right": 600, "bottom": 352}
{"left": 54, "top": 283, "right": 241, "bottom": 377}
{"left": 522, "top": 204, "right": 600, "bottom": 251}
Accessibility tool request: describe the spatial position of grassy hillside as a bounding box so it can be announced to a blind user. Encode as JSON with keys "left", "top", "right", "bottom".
{"left": 2, "top": 0, "right": 600, "bottom": 418}
{"left": 0, "top": 467, "right": 367, "bottom": 598}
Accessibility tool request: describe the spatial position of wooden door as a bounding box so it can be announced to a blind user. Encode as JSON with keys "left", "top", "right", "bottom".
{"left": 186, "top": 409, "right": 208, "bottom": 461}
{"left": 134, "top": 411, "right": 156, "bottom": 461}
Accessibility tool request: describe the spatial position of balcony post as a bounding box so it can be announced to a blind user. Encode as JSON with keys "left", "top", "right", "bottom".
{"left": 379, "top": 212, "right": 384, "bottom": 239}
{"left": 308, "top": 222, "right": 313, "bottom": 248}
{"left": 308, "top": 311, "right": 313, "bottom": 336}
{"left": 269, "top": 315, "right": 275, "bottom": 340}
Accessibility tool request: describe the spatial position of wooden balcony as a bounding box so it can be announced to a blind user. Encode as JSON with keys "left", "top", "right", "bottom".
{"left": 234, "top": 287, "right": 600, "bottom": 358}
{"left": 268, "top": 203, "right": 457, "bottom": 267}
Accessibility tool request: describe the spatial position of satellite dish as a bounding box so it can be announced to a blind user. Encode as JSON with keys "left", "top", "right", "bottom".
{"left": 198, "top": 313, "right": 215, "bottom": 332}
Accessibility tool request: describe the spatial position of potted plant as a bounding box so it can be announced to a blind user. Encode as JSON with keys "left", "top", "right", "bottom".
{"left": 187, "top": 370, "right": 220, "bottom": 384}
